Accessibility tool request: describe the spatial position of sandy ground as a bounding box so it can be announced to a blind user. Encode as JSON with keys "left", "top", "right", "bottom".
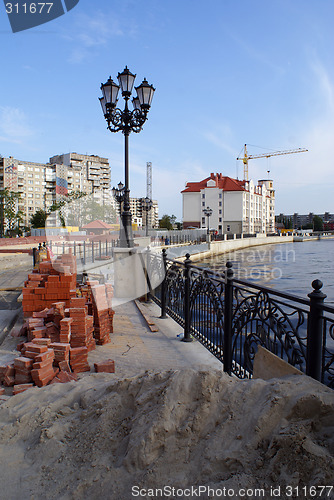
{"left": 0, "top": 369, "right": 333, "bottom": 500}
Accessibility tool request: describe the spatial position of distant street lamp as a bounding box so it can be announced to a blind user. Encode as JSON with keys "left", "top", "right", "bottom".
{"left": 112, "top": 181, "right": 125, "bottom": 224}
{"left": 203, "top": 207, "right": 213, "bottom": 239}
{"left": 141, "top": 197, "right": 153, "bottom": 236}
{"left": 100, "top": 66, "right": 155, "bottom": 247}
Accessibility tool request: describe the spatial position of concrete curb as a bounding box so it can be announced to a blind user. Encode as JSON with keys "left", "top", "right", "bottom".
{"left": 0, "top": 309, "right": 22, "bottom": 346}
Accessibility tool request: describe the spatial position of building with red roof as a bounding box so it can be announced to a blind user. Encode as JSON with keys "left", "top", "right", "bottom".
{"left": 81, "top": 220, "right": 114, "bottom": 235}
{"left": 182, "top": 172, "right": 275, "bottom": 234}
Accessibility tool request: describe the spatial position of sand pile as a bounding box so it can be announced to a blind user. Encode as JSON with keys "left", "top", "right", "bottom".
{"left": 0, "top": 369, "right": 333, "bottom": 500}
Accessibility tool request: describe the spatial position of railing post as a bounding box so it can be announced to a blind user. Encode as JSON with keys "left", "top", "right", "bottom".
{"left": 32, "top": 247, "right": 37, "bottom": 267}
{"left": 160, "top": 248, "right": 168, "bottom": 318}
{"left": 182, "top": 253, "right": 193, "bottom": 342}
{"left": 91, "top": 241, "right": 95, "bottom": 263}
{"left": 224, "top": 261, "right": 233, "bottom": 374}
{"left": 83, "top": 240, "right": 86, "bottom": 266}
{"left": 307, "top": 279, "right": 326, "bottom": 381}
{"left": 146, "top": 247, "right": 152, "bottom": 302}
{"left": 99, "top": 240, "right": 102, "bottom": 259}
{"left": 73, "top": 241, "right": 76, "bottom": 256}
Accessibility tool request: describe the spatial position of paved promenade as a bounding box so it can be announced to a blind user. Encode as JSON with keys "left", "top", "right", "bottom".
{"left": 88, "top": 300, "right": 223, "bottom": 378}
{"left": 0, "top": 252, "right": 223, "bottom": 378}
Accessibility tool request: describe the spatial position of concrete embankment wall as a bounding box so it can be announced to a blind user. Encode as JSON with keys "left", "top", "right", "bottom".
{"left": 185, "top": 235, "right": 294, "bottom": 262}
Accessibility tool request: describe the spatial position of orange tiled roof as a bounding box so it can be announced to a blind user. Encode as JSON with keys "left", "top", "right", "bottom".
{"left": 181, "top": 173, "right": 246, "bottom": 193}
{"left": 81, "top": 220, "right": 113, "bottom": 229}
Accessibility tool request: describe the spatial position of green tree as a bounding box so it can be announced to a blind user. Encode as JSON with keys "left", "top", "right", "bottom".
{"left": 0, "top": 188, "right": 23, "bottom": 236}
{"left": 313, "top": 215, "right": 324, "bottom": 231}
{"left": 64, "top": 197, "right": 117, "bottom": 227}
{"left": 30, "top": 209, "right": 48, "bottom": 229}
{"left": 159, "top": 214, "right": 175, "bottom": 230}
{"left": 48, "top": 191, "right": 87, "bottom": 227}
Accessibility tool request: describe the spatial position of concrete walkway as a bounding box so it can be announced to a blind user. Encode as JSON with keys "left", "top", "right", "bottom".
{"left": 0, "top": 298, "right": 224, "bottom": 382}
{"left": 0, "top": 253, "right": 224, "bottom": 378}
{"left": 88, "top": 299, "right": 223, "bottom": 379}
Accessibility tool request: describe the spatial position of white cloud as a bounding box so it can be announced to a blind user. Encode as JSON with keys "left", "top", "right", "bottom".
{"left": 63, "top": 10, "right": 136, "bottom": 63}
{"left": 203, "top": 125, "right": 237, "bottom": 157}
{"left": 0, "top": 106, "right": 34, "bottom": 145}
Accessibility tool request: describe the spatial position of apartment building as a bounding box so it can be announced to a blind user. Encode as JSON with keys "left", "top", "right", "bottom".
{"left": 130, "top": 197, "right": 159, "bottom": 229}
{"left": 277, "top": 212, "right": 334, "bottom": 229}
{"left": 0, "top": 153, "right": 111, "bottom": 228}
{"left": 113, "top": 197, "right": 159, "bottom": 229}
{"left": 182, "top": 172, "right": 275, "bottom": 234}
{"left": 0, "top": 156, "right": 49, "bottom": 227}
{"left": 49, "top": 153, "right": 111, "bottom": 205}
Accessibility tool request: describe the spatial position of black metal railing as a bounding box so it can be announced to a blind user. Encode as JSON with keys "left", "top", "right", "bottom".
{"left": 151, "top": 249, "right": 334, "bottom": 388}
{"left": 48, "top": 239, "right": 117, "bottom": 266}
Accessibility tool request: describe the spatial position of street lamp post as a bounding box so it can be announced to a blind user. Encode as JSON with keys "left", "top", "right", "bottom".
{"left": 203, "top": 207, "right": 213, "bottom": 241}
{"left": 112, "top": 181, "right": 125, "bottom": 230}
{"left": 100, "top": 67, "right": 155, "bottom": 248}
{"left": 141, "top": 196, "right": 153, "bottom": 236}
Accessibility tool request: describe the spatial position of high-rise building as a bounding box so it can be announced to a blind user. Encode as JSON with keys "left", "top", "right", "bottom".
{"left": 0, "top": 156, "right": 49, "bottom": 227}
{"left": 0, "top": 153, "right": 111, "bottom": 228}
{"left": 49, "top": 153, "right": 111, "bottom": 205}
{"left": 113, "top": 196, "right": 159, "bottom": 229}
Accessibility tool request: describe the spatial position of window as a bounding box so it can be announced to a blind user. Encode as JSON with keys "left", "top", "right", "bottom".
{"left": 202, "top": 193, "right": 205, "bottom": 198}
{"left": 219, "top": 209, "right": 222, "bottom": 215}
{"left": 202, "top": 218, "right": 205, "bottom": 224}
{"left": 219, "top": 201, "right": 222, "bottom": 206}
{"left": 227, "top": 225, "right": 231, "bottom": 231}
{"left": 202, "top": 202, "right": 205, "bottom": 207}
{"left": 219, "top": 193, "right": 222, "bottom": 198}
{"left": 219, "top": 218, "right": 222, "bottom": 222}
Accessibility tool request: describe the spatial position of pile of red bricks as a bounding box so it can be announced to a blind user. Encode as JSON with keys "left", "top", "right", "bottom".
{"left": 0, "top": 252, "right": 116, "bottom": 397}
{"left": 70, "top": 347, "right": 90, "bottom": 373}
{"left": 22, "top": 253, "right": 77, "bottom": 316}
{"left": 22, "top": 342, "right": 57, "bottom": 387}
{"left": 89, "top": 282, "right": 114, "bottom": 345}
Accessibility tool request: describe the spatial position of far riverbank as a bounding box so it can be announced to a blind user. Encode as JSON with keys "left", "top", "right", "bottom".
{"left": 177, "top": 234, "right": 294, "bottom": 263}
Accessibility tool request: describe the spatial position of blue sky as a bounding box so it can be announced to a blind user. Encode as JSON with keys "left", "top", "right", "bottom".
{"left": 0, "top": 0, "right": 333, "bottom": 220}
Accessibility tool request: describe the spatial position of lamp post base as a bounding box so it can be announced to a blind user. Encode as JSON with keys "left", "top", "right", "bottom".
{"left": 120, "top": 210, "right": 134, "bottom": 248}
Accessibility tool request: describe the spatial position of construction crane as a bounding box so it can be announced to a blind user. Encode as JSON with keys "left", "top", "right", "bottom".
{"left": 237, "top": 144, "right": 308, "bottom": 181}
{"left": 146, "top": 161, "right": 152, "bottom": 200}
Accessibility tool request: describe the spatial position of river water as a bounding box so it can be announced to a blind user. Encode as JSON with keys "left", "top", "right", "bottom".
{"left": 199, "top": 238, "right": 334, "bottom": 304}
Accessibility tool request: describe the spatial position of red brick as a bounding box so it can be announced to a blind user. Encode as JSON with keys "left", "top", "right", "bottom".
{"left": 34, "top": 349, "right": 55, "bottom": 363}
{"left": 32, "top": 338, "right": 51, "bottom": 346}
{"left": 94, "top": 360, "right": 115, "bottom": 373}
{"left": 23, "top": 343, "right": 48, "bottom": 354}
{"left": 59, "top": 360, "right": 71, "bottom": 372}
{"left": 13, "top": 384, "right": 34, "bottom": 395}
{"left": 14, "top": 357, "right": 34, "bottom": 369}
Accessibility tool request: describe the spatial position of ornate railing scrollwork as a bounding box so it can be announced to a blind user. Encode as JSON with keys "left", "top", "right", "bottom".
{"left": 231, "top": 286, "right": 307, "bottom": 378}
{"left": 151, "top": 253, "right": 334, "bottom": 388}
